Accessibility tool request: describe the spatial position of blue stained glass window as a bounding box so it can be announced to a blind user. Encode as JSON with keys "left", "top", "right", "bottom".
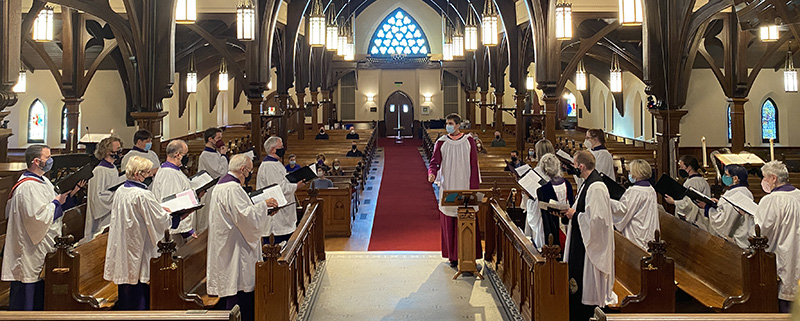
{"left": 565, "top": 93, "right": 577, "bottom": 118}
{"left": 28, "top": 99, "right": 46, "bottom": 143}
{"left": 761, "top": 98, "right": 778, "bottom": 142}
{"left": 369, "top": 9, "right": 430, "bottom": 56}
{"left": 727, "top": 105, "right": 731, "bottom": 141}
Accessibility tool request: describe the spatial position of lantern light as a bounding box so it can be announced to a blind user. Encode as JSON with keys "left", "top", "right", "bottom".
{"left": 186, "top": 54, "right": 198, "bottom": 93}
{"left": 326, "top": 4, "right": 338, "bottom": 51}
{"left": 575, "top": 59, "right": 587, "bottom": 91}
{"left": 32, "top": 6, "right": 54, "bottom": 42}
{"left": 526, "top": 76, "right": 535, "bottom": 91}
{"left": 13, "top": 68, "right": 26, "bottom": 93}
{"left": 555, "top": 1, "right": 572, "bottom": 40}
{"left": 482, "top": 0, "right": 499, "bottom": 46}
{"left": 452, "top": 22, "right": 464, "bottom": 57}
{"left": 218, "top": 58, "right": 229, "bottom": 91}
{"left": 785, "top": 49, "right": 797, "bottom": 92}
{"left": 464, "top": 5, "right": 478, "bottom": 51}
{"left": 761, "top": 25, "right": 779, "bottom": 42}
{"left": 176, "top": 0, "right": 197, "bottom": 24}
{"left": 308, "top": 0, "right": 326, "bottom": 47}
{"left": 618, "top": 0, "right": 643, "bottom": 27}
{"left": 610, "top": 54, "right": 622, "bottom": 93}
{"left": 443, "top": 18, "right": 453, "bottom": 61}
{"left": 237, "top": 0, "right": 255, "bottom": 41}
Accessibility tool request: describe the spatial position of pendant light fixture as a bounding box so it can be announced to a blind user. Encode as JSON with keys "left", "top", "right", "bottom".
{"left": 344, "top": 17, "right": 355, "bottom": 61}
{"left": 237, "top": 0, "right": 255, "bottom": 41}
{"left": 443, "top": 15, "right": 453, "bottom": 61}
{"left": 575, "top": 59, "right": 587, "bottom": 91}
{"left": 761, "top": 23, "right": 779, "bottom": 42}
{"left": 555, "top": 0, "right": 572, "bottom": 40}
{"left": 13, "top": 67, "right": 26, "bottom": 93}
{"left": 308, "top": 0, "right": 326, "bottom": 47}
{"left": 32, "top": 6, "right": 54, "bottom": 42}
{"left": 176, "top": 0, "right": 197, "bottom": 24}
{"left": 618, "top": 0, "right": 643, "bottom": 27}
{"left": 481, "top": 0, "right": 498, "bottom": 46}
{"left": 785, "top": 45, "right": 797, "bottom": 93}
{"left": 186, "top": 54, "right": 198, "bottom": 93}
{"left": 453, "top": 21, "right": 464, "bottom": 57}
{"left": 218, "top": 58, "right": 229, "bottom": 91}
{"left": 526, "top": 75, "right": 535, "bottom": 91}
{"left": 609, "top": 54, "right": 622, "bottom": 93}
{"left": 326, "top": 3, "right": 338, "bottom": 51}
{"left": 464, "top": 3, "right": 478, "bottom": 51}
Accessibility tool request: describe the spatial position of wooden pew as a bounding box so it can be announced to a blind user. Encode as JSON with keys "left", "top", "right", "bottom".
{"left": 296, "top": 187, "right": 353, "bottom": 237}
{"left": 62, "top": 203, "right": 87, "bottom": 243}
{"left": 150, "top": 230, "right": 218, "bottom": 310}
{"left": 611, "top": 230, "right": 676, "bottom": 313}
{"left": 0, "top": 307, "right": 241, "bottom": 320}
{"left": 44, "top": 233, "right": 118, "bottom": 310}
{"left": 658, "top": 210, "right": 779, "bottom": 312}
{"left": 591, "top": 308, "right": 789, "bottom": 321}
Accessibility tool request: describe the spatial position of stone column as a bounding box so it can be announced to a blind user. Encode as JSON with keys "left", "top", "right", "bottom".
{"left": 479, "top": 90, "right": 488, "bottom": 131}
{"left": 130, "top": 112, "right": 169, "bottom": 156}
{"left": 494, "top": 92, "right": 504, "bottom": 130}
{"left": 727, "top": 97, "right": 747, "bottom": 153}
{"left": 62, "top": 98, "right": 83, "bottom": 153}
{"left": 542, "top": 96, "right": 558, "bottom": 143}
{"left": 650, "top": 109, "right": 688, "bottom": 177}
{"left": 515, "top": 91, "right": 526, "bottom": 151}
{"left": 296, "top": 92, "right": 306, "bottom": 140}
{"left": 249, "top": 96, "right": 264, "bottom": 158}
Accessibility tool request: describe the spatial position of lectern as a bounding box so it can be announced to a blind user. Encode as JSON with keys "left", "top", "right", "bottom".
{"left": 441, "top": 189, "right": 491, "bottom": 279}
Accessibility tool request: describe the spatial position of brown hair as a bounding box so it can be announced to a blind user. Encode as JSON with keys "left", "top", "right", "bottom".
{"left": 587, "top": 129, "right": 605, "bottom": 145}
{"left": 574, "top": 150, "right": 596, "bottom": 170}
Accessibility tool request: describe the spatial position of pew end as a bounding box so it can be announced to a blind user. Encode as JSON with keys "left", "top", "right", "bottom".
{"left": 610, "top": 230, "right": 676, "bottom": 313}
{"left": 149, "top": 230, "right": 214, "bottom": 310}
{"left": 44, "top": 233, "right": 117, "bottom": 310}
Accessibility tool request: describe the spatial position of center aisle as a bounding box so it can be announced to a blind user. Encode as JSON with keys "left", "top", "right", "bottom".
{"left": 368, "top": 138, "right": 441, "bottom": 251}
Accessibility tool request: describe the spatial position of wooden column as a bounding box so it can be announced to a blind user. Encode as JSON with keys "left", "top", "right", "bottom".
{"left": 1, "top": 0, "right": 21, "bottom": 161}
{"left": 728, "top": 97, "right": 747, "bottom": 153}
{"left": 650, "top": 109, "right": 688, "bottom": 177}
{"left": 278, "top": 94, "right": 289, "bottom": 144}
{"left": 480, "top": 90, "right": 488, "bottom": 130}
{"left": 494, "top": 92, "right": 504, "bottom": 130}
{"left": 62, "top": 98, "right": 82, "bottom": 153}
{"left": 515, "top": 92, "right": 525, "bottom": 151}
{"left": 130, "top": 112, "right": 168, "bottom": 156}
{"left": 542, "top": 96, "right": 558, "bottom": 143}
{"left": 296, "top": 92, "right": 306, "bottom": 140}
{"left": 249, "top": 96, "right": 264, "bottom": 158}
{"left": 320, "top": 90, "right": 330, "bottom": 128}
{"left": 467, "top": 90, "right": 477, "bottom": 124}
{"left": 310, "top": 91, "right": 319, "bottom": 130}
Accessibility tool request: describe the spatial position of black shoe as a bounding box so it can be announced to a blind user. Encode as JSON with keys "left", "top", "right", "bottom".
{"left": 449, "top": 260, "right": 458, "bottom": 267}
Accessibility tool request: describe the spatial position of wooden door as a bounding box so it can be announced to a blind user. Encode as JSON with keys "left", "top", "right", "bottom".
{"left": 384, "top": 91, "right": 414, "bottom": 137}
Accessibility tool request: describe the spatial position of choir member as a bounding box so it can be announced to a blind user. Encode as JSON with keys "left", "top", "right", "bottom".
{"left": 195, "top": 127, "right": 229, "bottom": 233}
{"left": 257, "top": 137, "right": 304, "bottom": 244}
{"left": 285, "top": 154, "right": 301, "bottom": 173}
{"left": 84, "top": 136, "right": 125, "bottom": 243}
{"left": 664, "top": 155, "right": 711, "bottom": 230}
{"left": 120, "top": 129, "right": 160, "bottom": 174}
{"left": 207, "top": 154, "right": 279, "bottom": 321}
{"left": 346, "top": 128, "right": 360, "bottom": 140}
{"left": 427, "top": 113, "right": 482, "bottom": 267}
{"left": 561, "top": 150, "right": 617, "bottom": 321}
{"left": 706, "top": 164, "right": 753, "bottom": 249}
{"left": 609, "top": 159, "right": 659, "bottom": 249}
{"left": 104, "top": 156, "right": 173, "bottom": 310}
{"left": 754, "top": 160, "right": 800, "bottom": 313}
{"left": 2, "top": 145, "right": 83, "bottom": 310}
{"left": 584, "top": 129, "right": 615, "bottom": 179}
{"left": 523, "top": 139, "right": 556, "bottom": 243}
{"left": 535, "top": 154, "right": 575, "bottom": 251}
{"left": 150, "top": 140, "right": 197, "bottom": 246}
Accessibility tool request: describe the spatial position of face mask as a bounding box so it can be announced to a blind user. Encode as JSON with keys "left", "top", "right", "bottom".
{"left": 144, "top": 142, "right": 152, "bottom": 151}
{"left": 111, "top": 151, "right": 122, "bottom": 161}
{"left": 275, "top": 148, "right": 286, "bottom": 158}
{"left": 583, "top": 139, "right": 592, "bottom": 149}
{"left": 721, "top": 175, "right": 734, "bottom": 186}
{"left": 678, "top": 169, "right": 689, "bottom": 178}
{"left": 320, "top": 130, "right": 325, "bottom": 134}
{"left": 567, "top": 165, "right": 581, "bottom": 176}
{"left": 181, "top": 154, "right": 189, "bottom": 167}
{"left": 529, "top": 151, "right": 535, "bottom": 157}
{"left": 352, "top": 146, "right": 357, "bottom": 150}
{"left": 38, "top": 157, "right": 54, "bottom": 172}
{"left": 628, "top": 174, "right": 636, "bottom": 184}
{"left": 761, "top": 180, "right": 772, "bottom": 194}
{"left": 334, "top": 165, "right": 340, "bottom": 170}
{"left": 511, "top": 157, "right": 518, "bottom": 162}
{"left": 446, "top": 125, "right": 455, "bottom": 134}
{"left": 289, "top": 161, "right": 296, "bottom": 166}
{"left": 496, "top": 135, "right": 501, "bottom": 140}
{"left": 215, "top": 140, "right": 225, "bottom": 149}
{"left": 476, "top": 143, "right": 482, "bottom": 148}
{"left": 350, "top": 131, "right": 356, "bottom": 135}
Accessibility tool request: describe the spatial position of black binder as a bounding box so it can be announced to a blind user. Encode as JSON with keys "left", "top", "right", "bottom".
{"left": 285, "top": 166, "right": 317, "bottom": 183}
{"left": 54, "top": 164, "right": 94, "bottom": 194}
{"left": 601, "top": 174, "right": 626, "bottom": 201}
{"left": 654, "top": 173, "right": 716, "bottom": 207}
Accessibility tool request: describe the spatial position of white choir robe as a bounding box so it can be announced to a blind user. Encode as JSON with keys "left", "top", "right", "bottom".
{"left": 675, "top": 175, "right": 711, "bottom": 230}
{"left": 524, "top": 166, "right": 550, "bottom": 247}
{"left": 1, "top": 174, "right": 62, "bottom": 283}
{"left": 150, "top": 163, "right": 194, "bottom": 235}
{"left": 610, "top": 184, "right": 659, "bottom": 249}
{"left": 564, "top": 181, "right": 618, "bottom": 307}
{"left": 753, "top": 186, "right": 800, "bottom": 301}
{"left": 84, "top": 161, "right": 125, "bottom": 244}
{"left": 708, "top": 187, "right": 754, "bottom": 249}
{"left": 256, "top": 159, "right": 298, "bottom": 236}
{"left": 206, "top": 175, "right": 272, "bottom": 297}
{"left": 121, "top": 148, "right": 160, "bottom": 171}
{"left": 195, "top": 148, "right": 229, "bottom": 233}
{"left": 591, "top": 148, "right": 615, "bottom": 179}
{"left": 103, "top": 181, "right": 171, "bottom": 285}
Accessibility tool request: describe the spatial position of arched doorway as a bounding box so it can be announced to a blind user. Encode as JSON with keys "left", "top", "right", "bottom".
{"left": 384, "top": 91, "right": 414, "bottom": 137}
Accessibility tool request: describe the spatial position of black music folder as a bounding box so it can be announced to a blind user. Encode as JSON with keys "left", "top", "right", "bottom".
{"left": 601, "top": 174, "right": 626, "bottom": 201}
{"left": 54, "top": 164, "right": 94, "bottom": 194}
{"left": 285, "top": 165, "right": 317, "bottom": 183}
{"left": 654, "top": 173, "right": 716, "bottom": 207}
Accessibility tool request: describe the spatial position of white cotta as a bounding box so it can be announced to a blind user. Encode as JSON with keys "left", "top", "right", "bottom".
{"left": 195, "top": 150, "right": 229, "bottom": 233}
{"left": 150, "top": 166, "right": 194, "bottom": 234}
{"left": 206, "top": 178, "right": 271, "bottom": 297}
{"left": 591, "top": 149, "right": 615, "bottom": 179}
{"left": 754, "top": 188, "right": 800, "bottom": 301}
{"left": 675, "top": 176, "right": 712, "bottom": 231}
{"left": 121, "top": 149, "right": 160, "bottom": 170}
{"left": 610, "top": 184, "right": 660, "bottom": 249}
{"left": 708, "top": 187, "right": 754, "bottom": 249}
{"left": 435, "top": 134, "right": 480, "bottom": 217}
{"left": 103, "top": 184, "right": 171, "bottom": 285}
{"left": 84, "top": 165, "right": 125, "bottom": 243}
{"left": 1, "top": 175, "right": 62, "bottom": 283}
{"left": 564, "top": 181, "right": 618, "bottom": 307}
{"left": 256, "top": 161, "right": 298, "bottom": 236}
{"left": 524, "top": 165, "right": 551, "bottom": 248}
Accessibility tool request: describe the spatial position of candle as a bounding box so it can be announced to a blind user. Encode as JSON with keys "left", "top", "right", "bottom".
{"left": 701, "top": 137, "right": 707, "bottom": 168}
{"left": 770, "top": 138, "right": 774, "bottom": 161}
{"left": 110, "top": 129, "right": 114, "bottom": 135}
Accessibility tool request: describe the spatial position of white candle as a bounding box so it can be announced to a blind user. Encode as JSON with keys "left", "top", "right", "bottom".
{"left": 770, "top": 138, "right": 775, "bottom": 161}
{"left": 701, "top": 137, "right": 707, "bottom": 168}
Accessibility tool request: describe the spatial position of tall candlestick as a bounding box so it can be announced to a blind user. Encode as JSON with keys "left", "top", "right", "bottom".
{"left": 701, "top": 137, "right": 707, "bottom": 168}
{"left": 770, "top": 138, "right": 775, "bottom": 161}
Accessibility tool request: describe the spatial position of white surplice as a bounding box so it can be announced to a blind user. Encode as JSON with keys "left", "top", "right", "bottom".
{"left": 195, "top": 149, "right": 229, "bottom": 233}
{"left": 753, "top": 187, "right": 800, "bottom": 301}
{"left": 610, "top": 184, "right": 659, "bottom": 249}
{"left": 256, "top": 160, "right": 298, "bottom": 236}
{"left": 591, "top": 149, "right": 615, "bottom": 179}
{"left": 84, "top": 162, "right": 125, "bottom": 243}
{"left": 564, "top": 181, "right": 618, "bottom": 307}
{"left": 1, "top": 173, "right": 62, "bottom": 283}
{"left": 432, "top": 134, "right": 481, "bottom": 217}
{"left": 121, "top": 148, "right": 160, "bottom": 170}
{"left": 524, "top": 165, "right": 551, "bottom": 247}
{"left": 206, "top": 176, "right": 271, "bottom": 297}
{"left": 675, "top": 175, "right": 711, "bottom": 230}
{"left": 103, "top": 182, "right": 171, "bottom": 285}
{"left": 150, "top": 164, "right": 194, "bottom": 234}
{"left": 708, "top": 187, "right": 754, "bottom": 249}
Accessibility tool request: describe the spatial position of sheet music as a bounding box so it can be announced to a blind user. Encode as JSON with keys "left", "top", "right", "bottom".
{"left": 538, "top": 200, "right": 570, "bottom": 211}
{"left": 514, "top": 164, "right": 532, "bottom": 177}
{"left": 189, "top": 172, "right": 214, "bottom": 191}
{"left": 517, "top": 171, "right": 542, "bottom": 196}
{"left": 556, "top": 149, "right": 573, "bottom": 162}
{"left": 721, "top": 190, "right": 759, "bottom": 216}
{"left": 309, "top": 163, "right": 317, "bottom": 174}
{"left": 161, "top": 190, "right": 200, "bottom": 212}
{"left": 242, "top": 150, "right": 255, "bottom": 159}
{"left": 251, "top": 184, "right": 288, "bottom": 208}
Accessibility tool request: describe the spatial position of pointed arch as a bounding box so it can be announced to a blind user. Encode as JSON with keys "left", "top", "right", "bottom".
{"left": 368, "top": 9, "right": 430, "bottom": 56}
{"left": 761, "top": 98, "right": 778, "bottom": 143}
{"left": 28, "top": 99, "right": 46, "bottom": 143}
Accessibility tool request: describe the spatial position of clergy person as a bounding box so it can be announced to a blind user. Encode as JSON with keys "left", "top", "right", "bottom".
{"left": 120, "top": 129, "right": 160, "bottom": 174}
{"left": 151, "top": 140, "right": 198, "bottom": 245}
{"left": 664, "top": 155, "right": 711, "bottom": 230}
{"left": 257, "top": 137, "right": 304, "bottom": 244}
{"left": 561, "top": 151, "right": 617, "bottom": 321}
{"left": 584, "top": 129, "right": 615, "bottom": 179}
{"left": 609, "top": 159, "right": 659, "bottom": 249}
{"left": 195, "top": 127, "right": 229, "bottom": 233}
{"left": 2, "top": 145, "right": 82, "bottom": 310}
{"left": 207, "top": 154, "right": 279, "bottom": 321}
{"left": 754, "top": 160, "right": 800, "bottom": 313}
{"left": 104, "top": 156, "right": 173, "bottom": 310}
{"left": 706, "top": 164, "right": 753, "bottom": 249}
{"left": 84, "top": 136, "right": 126, "bottom": 243}
{"left": 427, "top": 113, "right": 482, "bottom": 267}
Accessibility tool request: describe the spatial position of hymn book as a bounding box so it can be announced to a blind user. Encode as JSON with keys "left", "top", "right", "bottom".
{"left": 721, "top": 190, "right": 759, "bottom": 216}
{"left": 54, "top": 164, "right": 94, "bottom": 194}
{"left": 188, "top": 170, "right": 218, "bottom": 194}
{"left": 161, "top": 190, "right": 204, "bottom": 216}
{"left": 715, "top": 153, "right": 765, "bottom": 167}
{"left": 514, "top": 164, "right": 532, "bottom": 177}
{"left": 538, "top": 200, "right": 570, "bottom": 211}
{"left": 249, "top": 184, "right": 288, "bottom": 209}
{"left": 517, "top": 168, "right": 548, "bottom": 197}
{"left": 654, "top": 174, "right": 717, "bottom": 208}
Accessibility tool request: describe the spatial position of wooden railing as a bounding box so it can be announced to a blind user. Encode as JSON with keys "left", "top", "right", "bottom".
{"left": 255, "top": 190, "right": 326, "bottom": 321}
{"left": 591, "top": 307, "right": 789, "bottom": 321}
{"left": 483, "top": 200, "right": 569, "bottom": 321}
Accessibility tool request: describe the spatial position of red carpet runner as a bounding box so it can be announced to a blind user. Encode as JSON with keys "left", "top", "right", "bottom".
{"left": 368, "top": 138, "right": 441, "bottom": 251}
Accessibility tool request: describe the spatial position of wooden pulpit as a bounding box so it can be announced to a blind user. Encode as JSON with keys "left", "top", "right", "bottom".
{"left": 441, "top": 189, "right": 491, "bottom": 280}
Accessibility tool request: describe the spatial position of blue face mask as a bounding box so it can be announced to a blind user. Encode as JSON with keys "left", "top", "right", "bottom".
{"left": 721, "top": 175, "right": 734, "bottom": 186}
{"left": 628, "top": 174, "right": 636, "bottom": 184}
{"left": 445, "top": 124, "right": 455, "bottom": 134}
{"left": 144, "top": 142, "right": 152, "bottom": 151}
{"left": 38, "top": 157, "right": 54, "bottom": 172}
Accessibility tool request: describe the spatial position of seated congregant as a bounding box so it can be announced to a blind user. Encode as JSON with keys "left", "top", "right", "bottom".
{"left": 505, "top": 150, "right": 523, "bottom": 171}
{"left": 475, "top": 138, "right": 488, "bottom": 154}
{"left": 346, "top": 128, "right": 359, "bottom": 140}
{"left": 491, "top": 131, "right": 506, "bottom": 147}
{"left": 85, "top": 136, "right": 126, "bottom": 243}
{"left": 315, "top": 127, "right": 329, "bottom": 140}
{"left": 346, "top": 142, "right": 364, "bottom": 157}
{"left": 312, "top": 168, "right": 334, "bottom": 189}
{"left": 525, "top": 146, "right": 537, "bottom": 163}
{"left": 610, "top": 159, "right": 659, "bottom": 249}
{"left": 316, "top": 153, "right": 331, "bottom": 173}
{"left": 329, "top": 159, "right": 344, "bottom": 176}
{"left": 285, "top": 154, "right": 301, "bottom": 173}
{"left": 706, "top": 164, "right": 753, "bottom": 249}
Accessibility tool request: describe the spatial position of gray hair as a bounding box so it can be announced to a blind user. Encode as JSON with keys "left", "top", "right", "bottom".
{"left": 761, "top": 160, "right": 789, "bottom": 184}
{"left": 228, "top": 154, "right": 252, "bottom": 173}
{"left": 263, "top": 136, "right": 282, "bottom": 154}
{"left": 540, "top": 154, "right": 562, "bottom": 178}
{"left": 165, "top": 139, "right": 187, "bottom": 157}
{"left": 25, "top": 145, "right": 49, "bottom": 167}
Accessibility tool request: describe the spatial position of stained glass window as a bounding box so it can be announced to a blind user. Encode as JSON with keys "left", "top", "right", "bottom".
{"left": 369, "top": 9, "right": 430, "bottom": 56}
{"left": 565, "top": 92, "right": 577, "bottom": 117}
{"left": 28, "top": 99, "right": 46, "bottom": 143}
{"left": 61, "top": 106, "right": 68, "bottom": 143}
{"left": 727, "top": 105, "right": 731, "bottom": 141}
{"left": 761, "top": 98, "right": 778, "bottom": 142}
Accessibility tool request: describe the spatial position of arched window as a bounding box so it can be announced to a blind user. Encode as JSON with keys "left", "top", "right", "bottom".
{"left": 61, "top": 106, "right": 68, "bottom": 143}
{"left": 564, "top": 92, "right": 577, "bottom": 118}
{"left": 27, "top": 99, "right": 46, "bottom": 143}
{"left": 369, "top": 9, "right": 430, "bottom": 56}
{"left": 727, "top": 104, "right": 731, "bottom": 142}
{"left": 761, "top": 98, "right": 778, "bottom": 143}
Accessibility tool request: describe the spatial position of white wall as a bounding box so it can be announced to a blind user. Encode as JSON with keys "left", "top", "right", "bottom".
{"left": 577, "top": 72, "right": 652, "bottom": 141}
